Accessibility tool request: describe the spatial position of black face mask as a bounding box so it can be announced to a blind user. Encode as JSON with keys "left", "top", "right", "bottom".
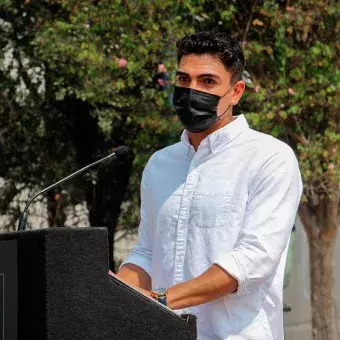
{"left": 172, "top": 86, "right": 232, "bottom": 133}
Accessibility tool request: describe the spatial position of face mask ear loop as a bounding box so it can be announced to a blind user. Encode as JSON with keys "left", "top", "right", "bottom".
{"left": 218, "top": 104, "right": 231, "bottom": 119}
{"left": 218, "top": 84, "right": 234, "bottom": 119}
{"left": 220, "top": 84, "right": 234, "bottom": 99}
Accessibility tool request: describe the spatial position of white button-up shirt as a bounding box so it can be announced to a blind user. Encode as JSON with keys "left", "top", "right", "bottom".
{"left": 121, "top": 115, "right": 303, "bottom": 340}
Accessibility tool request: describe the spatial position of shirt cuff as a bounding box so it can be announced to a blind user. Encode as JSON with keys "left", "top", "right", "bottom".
{"left": 119, "top": 254, "right": 152, "bottom": 278}
{"left": 213, "top": 252, "right": 249, "bottom": 296}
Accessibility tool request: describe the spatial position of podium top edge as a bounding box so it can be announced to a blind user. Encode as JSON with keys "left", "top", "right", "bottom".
{"left": 0, "top": 227, "right": 108, "bottom": 239}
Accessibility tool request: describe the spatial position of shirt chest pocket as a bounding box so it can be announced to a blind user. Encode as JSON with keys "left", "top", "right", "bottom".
{"left": 191, "top": 180, "right": 235, "bottom": 229}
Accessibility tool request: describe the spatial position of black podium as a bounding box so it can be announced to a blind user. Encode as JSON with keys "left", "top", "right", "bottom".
{"left": 0, "top": 228, "right": 197, "bottom": 340}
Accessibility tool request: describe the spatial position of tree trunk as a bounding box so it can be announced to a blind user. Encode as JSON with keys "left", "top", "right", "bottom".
{"left": 299, "top": 195, "right": 339, "bottom": 340}
{"left": 308, "top": 231, "right": 336, "bottom": 339}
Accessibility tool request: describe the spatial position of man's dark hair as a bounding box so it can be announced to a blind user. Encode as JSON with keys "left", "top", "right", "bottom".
{"left": 176, "top": 31, "right": 245, "bottom": 84}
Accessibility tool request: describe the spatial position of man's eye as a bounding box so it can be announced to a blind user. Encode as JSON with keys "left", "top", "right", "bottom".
{"left": 203, "top": 78, "right": 216, "bottom": 85}
{"left": 178, "top": 76, "right": 189, "bottom": 82}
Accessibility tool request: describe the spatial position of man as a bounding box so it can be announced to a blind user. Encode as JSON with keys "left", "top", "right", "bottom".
{"left": 117, "top": 31, "right": 302, "bottom": 340}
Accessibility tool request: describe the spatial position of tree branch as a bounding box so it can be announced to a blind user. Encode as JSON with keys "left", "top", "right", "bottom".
{"left": 287, "top": 129, "right": 309, "bottom": 146}
{"left": 274, "top": 113, "right": 309, "bottom": 146}
{"left": 242, "top": 0, "right": 259, "bottom": 43}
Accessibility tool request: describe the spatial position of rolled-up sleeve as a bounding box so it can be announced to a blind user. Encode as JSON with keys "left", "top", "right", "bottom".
{"left": 214, "top": 146, "right": 303, "bottom": 295}
{"left": 119, "top": 171, "right": 152, "bottom": 277}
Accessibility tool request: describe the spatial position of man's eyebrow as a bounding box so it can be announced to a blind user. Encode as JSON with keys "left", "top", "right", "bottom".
{"left": 176, "top": 71, "right": 221, "bottom": 79}
{"left": 197, "top": 73, "right": 220, "bottom": 79}
{"left": 176, "top": 71, "right": 189, "bottom": 77}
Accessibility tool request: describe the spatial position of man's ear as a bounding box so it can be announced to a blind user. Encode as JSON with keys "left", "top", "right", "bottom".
{"left": 231, "top": 81, "right": 246, "bottom": 106}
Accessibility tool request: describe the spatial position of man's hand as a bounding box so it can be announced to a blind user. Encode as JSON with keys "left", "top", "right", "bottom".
{"left": 108, "top": 270, "right": 117, "bottom": 278}
{"left": 166, "top": 264, "right": 238, "bottom": 310}
{"left": 110, "top": 268, "right": 153, "bottom": 299}
{"left": 135, "top": 286, "right": 152, "bottom": 297}
{"left": 115, "top": 263, "right": 152, "bottom": 290}
{"left": 114, "top": 263, "right": 238, "bottom": 310}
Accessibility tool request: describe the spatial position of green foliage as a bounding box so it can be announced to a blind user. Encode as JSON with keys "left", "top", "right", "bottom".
{"left": 0, "top": 0, "right": 194, "bottom": 229}
{"left": 243, "top": 1, "right": 339, "bottom": 199}
{"left": 0, "top": 0, "right": 339, "bottom": 231}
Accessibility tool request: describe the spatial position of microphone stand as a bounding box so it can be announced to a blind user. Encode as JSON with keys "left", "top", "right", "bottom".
{"left": 18, "top": 147, "right": 128, "bottom": 231}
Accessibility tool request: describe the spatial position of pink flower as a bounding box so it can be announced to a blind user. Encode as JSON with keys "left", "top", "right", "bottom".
{"left": 288, "top": 88, "right": 295, "bottom": 95}
{"left": 116, "top": 58, "right": 128, "bottom": 68}
{"left": 254, "top": 85, "right": 261, "bottom": 93}
{"left": 241, "top": 41, "right": 247, "bottom": 48}
{"left": 286, "top": 6, "right": 295, "bottom": 12}
{"left": 328, "top": 163, "right": 335, "bottom": 170}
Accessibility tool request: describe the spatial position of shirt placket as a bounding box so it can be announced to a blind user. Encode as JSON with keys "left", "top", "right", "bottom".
{"left": 173, "top": 151, "right": 204, "bottom": 285}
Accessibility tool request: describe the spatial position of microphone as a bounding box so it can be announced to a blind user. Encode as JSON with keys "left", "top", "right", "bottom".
{"left": 17, "top": 146, "right": 129, "bottom": 231}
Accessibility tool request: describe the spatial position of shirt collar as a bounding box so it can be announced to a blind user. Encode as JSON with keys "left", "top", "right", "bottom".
{"left": 180, "top": 114, "right": 249, "bottom": 154}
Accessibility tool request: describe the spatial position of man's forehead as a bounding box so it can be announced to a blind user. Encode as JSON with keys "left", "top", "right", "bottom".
{"left": 178, "top": 54, "right": 229, "bottom": 78}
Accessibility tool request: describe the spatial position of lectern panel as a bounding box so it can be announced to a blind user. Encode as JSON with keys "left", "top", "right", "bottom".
{"left": 0, "top": 228, "right": 197, "bottom": 340}
{"left": 0, "top": 240, "right": 17, "bottom": 340}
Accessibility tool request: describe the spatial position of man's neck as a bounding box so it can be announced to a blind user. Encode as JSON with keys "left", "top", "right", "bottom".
{"left": 188, "top": 113, "right": 235, "bottom": 151}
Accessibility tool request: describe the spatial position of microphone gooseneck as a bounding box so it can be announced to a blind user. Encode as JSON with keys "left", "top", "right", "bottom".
{"left": 17, "top": 146, "right": 129, "bottom": 231}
